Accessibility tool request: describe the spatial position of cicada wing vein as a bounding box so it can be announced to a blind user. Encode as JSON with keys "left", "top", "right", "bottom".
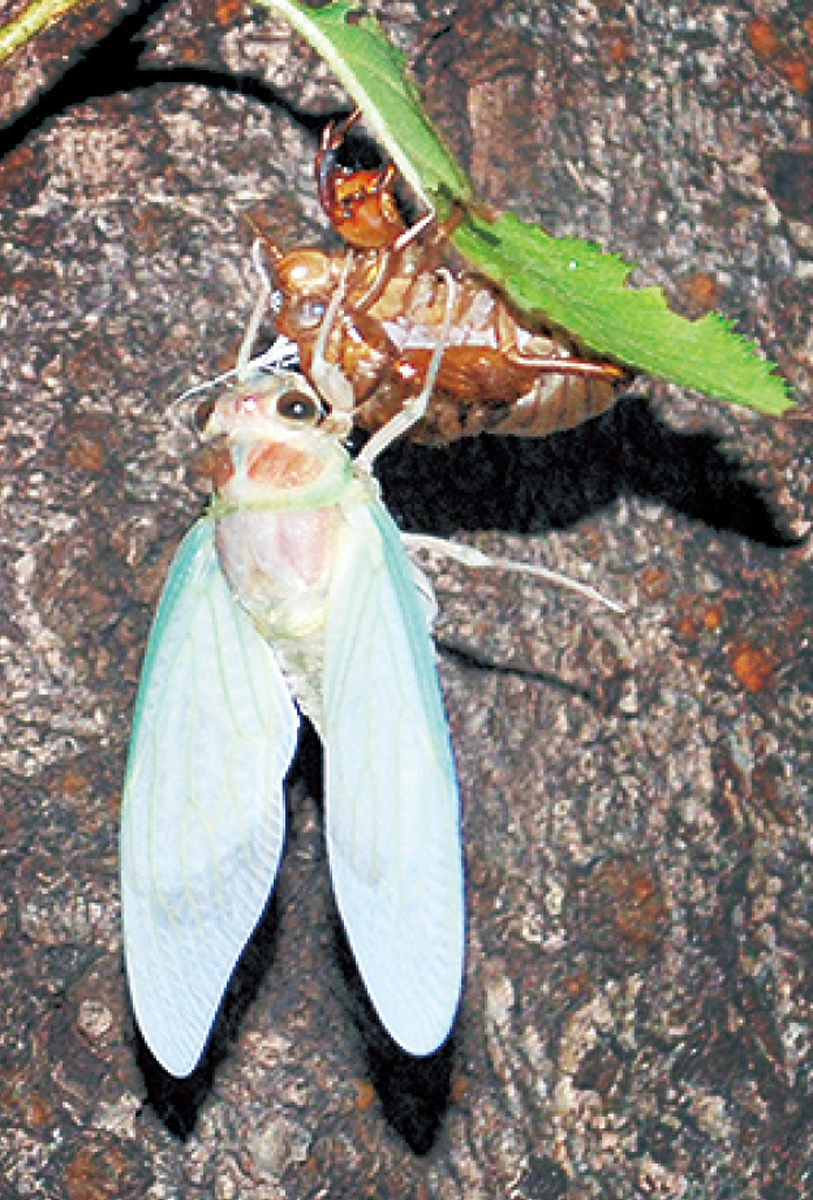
{"left": 323, "top": 501, "right": 464, "bottom": 1057}
{"left": 120, "top": 519, "right": 299, "bottom": 1077}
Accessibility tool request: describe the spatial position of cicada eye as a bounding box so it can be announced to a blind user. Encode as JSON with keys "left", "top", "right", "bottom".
{"left": 276, "top": 390, "right": 321, "bottom": 424}
{"left": 194, "top": 397, "right": 216, "bottom": 432}
{"left": 289, "top": 298, "right": 327, "bottom": 332}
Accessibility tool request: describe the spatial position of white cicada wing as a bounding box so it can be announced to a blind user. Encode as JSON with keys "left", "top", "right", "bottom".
{"left": 120, "top": 518, "right": 299, "bottom": 1077}
{"left": 323, "top": 500, "right": 464, "bottom": 1056}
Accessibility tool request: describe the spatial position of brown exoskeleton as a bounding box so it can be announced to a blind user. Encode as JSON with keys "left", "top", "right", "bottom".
{"left": 256, "top": 111, "right": 631, "bottom": 451}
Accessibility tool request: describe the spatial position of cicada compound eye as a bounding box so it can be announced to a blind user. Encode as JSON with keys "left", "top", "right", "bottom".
{"left": 276, "top": 390, "right": 322, "bottom": 425}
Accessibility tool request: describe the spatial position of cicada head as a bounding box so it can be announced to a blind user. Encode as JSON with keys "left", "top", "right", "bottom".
{"left": 196, "top": 371, "right": 354, "bottom": 510}
{"left": 321, "top": 166, "right": 405, "bottom": 249}
{"left": 315, "top": 109, "right": 406, "bottom": 249}
{"left": 266, "top": 247, "right": 345, "bottom": 345}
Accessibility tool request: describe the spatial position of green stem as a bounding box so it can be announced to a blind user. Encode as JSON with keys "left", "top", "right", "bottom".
{"left": 0, "top": 0, "right": 90, "bottom": 65}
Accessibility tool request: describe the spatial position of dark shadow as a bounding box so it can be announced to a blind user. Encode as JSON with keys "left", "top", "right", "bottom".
{"left": 287, "top": 716, "right": 325, "bottom": 801}
{"left": 371, "top": 395, "right": 798, "bottom": 548}
{"left": 0, "top": 0, "right": 352, "bottom": 159}
{"left": 330, "top": 905, "right": 457, "bottom": 1155}
{"left": 437, "top": 635, "right": 618, "bottom": 711}
{"left": 131, "top": 886, "right": 282, "bottom": 1139}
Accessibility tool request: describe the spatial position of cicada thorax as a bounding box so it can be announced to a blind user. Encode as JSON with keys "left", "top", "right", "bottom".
{"left": 197, "top": 373, "right": 363, "bottom": 715}
{"left": 268, "top": 243, "right": 404, "bottom": 403}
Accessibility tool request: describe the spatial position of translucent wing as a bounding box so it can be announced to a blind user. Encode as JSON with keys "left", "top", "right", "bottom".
{"left": 323, "top": 500, "right": 464, "bottom": 1056}
{"left": 120, "top": 518, "right": 299, "bottom": 1077}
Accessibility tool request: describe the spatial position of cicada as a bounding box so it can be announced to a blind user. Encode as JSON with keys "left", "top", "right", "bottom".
{"left": 119, "top": 365, "right": 464, "bottom": 1076}
{"left": 254, "top": 110, "right": 630, "bottom": 447}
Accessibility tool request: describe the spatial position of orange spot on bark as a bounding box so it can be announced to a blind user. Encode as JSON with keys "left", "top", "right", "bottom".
{"left": 675, "top": 615, "right": 697, "bottom": 640}
{"left": 727, "top": 639, "right": 775, "bottom": 692}
{"left": 64, "top": 1146, "right": 128, "bottom": 1199}
{"left": 747, "top": 17, "right": 779, "bottom": 62}
{"left": 214, "top": 0, "right": 243, "bottom": 24}
{"left": 777, "top": 54, "right": 809, "bottom": 95}
{"left": 354, "top": 1080, "right": 376, "bottom": 1111}
{"left": 25, "top": 1092, "right": 53, "bottom": 1129}
{"left": 600, "top": 25, "right": 631, "bottom": 66}
{"left": 639, "top": 565, "right": 671, "bottom": 602}
{"left": 61, "top": 767, "right": 89, "bottom": 799}
{"left": 0, "top": 1075, "right": 54, "bottom": 1130}
{"left": 585, "top": 859, "right": 669, "bottom": 955}
{"left": 702, "top": 603, "right": 723, "bottom": 631}
{"left": 66, "top": 436, "right": 105, "bottom": 473}
{"left": 680, "top": 271, "right": 723, "bottom": 314}
{"left": 562, "top": 970, "right": 593, "bottom": 1000}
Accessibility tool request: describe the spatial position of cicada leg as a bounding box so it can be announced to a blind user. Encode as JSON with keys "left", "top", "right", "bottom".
{"left": 344, "top": 248, "right": 395, "bottom": 315}
{"left": 355, "top": 269, "right": 457, "bottom": 470}
{"left": 348, "top": 204, "right": 468, "bottom": 331}
{"left": 507, "top": 352, "right": 627, "bottom": 380}
{"left": 401, "top": 534, "right": 625, "bottom": 614}
{"left": 315, "top": 108, "right": 362, "bottom": 219}
{"left": 308, "top": 250, "right": 358, "bottom": 419}
{"left": 234, "top": 239, "right": 278, "bottom": 379}
{"left": 333, "top": 211, "right": 439, "bottom": 319}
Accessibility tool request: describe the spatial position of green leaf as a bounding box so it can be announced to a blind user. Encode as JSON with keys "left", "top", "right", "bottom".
{"left": 258, "top": 0, "right": 793, "bottom": 417}
{"left": 254, "top": 0, "right": 472, "bottom": 210}
{"left": 453, "top": 214, "right": 793, "bottom": 416}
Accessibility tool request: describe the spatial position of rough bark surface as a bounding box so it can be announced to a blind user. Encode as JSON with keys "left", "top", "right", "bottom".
{"left": 1, "top": 2, "right": 811, "bottom": 1197}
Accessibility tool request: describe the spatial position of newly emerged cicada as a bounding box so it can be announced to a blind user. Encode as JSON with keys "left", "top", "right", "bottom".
{"left": 119, "top": 309, "right": 624, "bottom": 1076}
{"left": 255, "top": 110, "right": 630, "bottom": 447}
{"left": 119, "top": 362, "right": 465, "bottom": 1075}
